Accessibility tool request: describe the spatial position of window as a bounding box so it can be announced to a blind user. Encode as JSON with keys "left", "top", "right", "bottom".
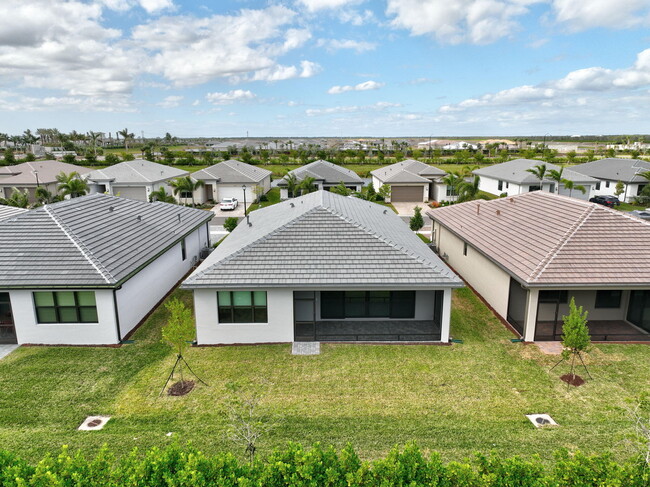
{"left": 33, "top": 291, "right": 98, "bottom": 324}
{"left": 180, "top": 191, "right": 192, "bottom": 199}
{"left": 218, "top": 291, "right": 267, "bottom": 323}
{"left": 446, "top": 185, "right": 457, "bottom": 196}
{"left": 595, "top": 182, "right": 601, "bottom": 190}
{"left": 181, "top": 238, "right": 187, "bottom": 261}
{"left": 529, "top": 185, "right": 541, "bottom": 192}
{"left": 320, "top": 291, "right": 415, "bottom": 319}
{"left": 538, "top": 290, "right": 568, "bottom": 303}
{"left": 605, "top": 181, "right": 610, "bottom": 188}
{"left": 463, "top": 242, "right": 468, "bottom": 256}
{"left": 638, "top": 184, "right": 647, "bottom": 196}
{"left": 498, "top": 180, "right": 503, "bottom": 191}
{"left": 595, "top": 290, "right": 622, "bottom": 308}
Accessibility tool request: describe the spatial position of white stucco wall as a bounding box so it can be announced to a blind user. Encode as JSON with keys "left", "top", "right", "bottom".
{"left": 116, "top": 224, "right": 209, "bottom": 338}
{"left": 434, "top": 224, "right": 511, "bottom": 319}
{"left": 590, "top": 180, "right": 645, "bottom": 203}
{"left": 194, "top": 288, "right": 295, "bottom": 344}
{"left": 478, "top": 176, "right": 556, "bottom": 197}
{"left": 9, "top": 289, "right": 119, "bottom": 345}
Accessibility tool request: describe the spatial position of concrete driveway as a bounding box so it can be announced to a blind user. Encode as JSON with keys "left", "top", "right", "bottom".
{"left": 391, "top": 202, "right": 426, "bottom": 217}
{"left": 209, "top": 203, "right": 246, "bottom": 225}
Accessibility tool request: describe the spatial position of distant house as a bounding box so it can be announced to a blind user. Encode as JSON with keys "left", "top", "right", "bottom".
{"left": 570, "top": 158, "right": 650, "bottom": 203}
{"left": 183, "top": 191, "right": 462, "bottom": 344}
{"left": 474, "top": 159, "right": 598, "bottom": 200}
{"left": 277, "top": 160, "right": 363, "bottom": 199}
{"left": 428, "top": 192, "right": 650, "bottom": 342}
{"left": 371, "top": 159, "right": 447, "bottom": 202}
{"left": 191, "top": 160, "right": 272, "bottom": 204}
{"left": 85, "top": 159, "right": 189, "bottom": 202}
{"left": 0, "top": 194, "right": 213, "bottom": 345}
{"left": 0, "top": 160, "right": 91, "bottom": 203}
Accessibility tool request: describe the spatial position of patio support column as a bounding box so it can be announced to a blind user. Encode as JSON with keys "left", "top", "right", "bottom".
{"left": 440, "top": 288, "right": 452, "bottom": 343}
{"left": 523, "top": 288, "right": 539, "bottom": 342}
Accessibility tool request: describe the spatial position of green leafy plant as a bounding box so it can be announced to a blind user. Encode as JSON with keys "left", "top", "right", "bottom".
{"left": 410, "top": 206, "right": 424, "bottom": 231}
{"left": 224, "top": 217, "right": 239, "bottom": 233}
{"left": 559, "top": 297, "right": 592, "bottom": 385}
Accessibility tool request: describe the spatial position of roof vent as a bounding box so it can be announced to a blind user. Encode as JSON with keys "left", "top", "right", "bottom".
{"left": 476, "top": 203, "right": 480, "bottom": 215}
{"left": 290, "top": 202, "right": 294, "bottom": 208}
{"left": 178, "top": 214, "right": 181, "bottom": 222}
{"left": 496, "top": 209, "right": 501, "bottom": 216}
{"left": 136, "top": 215, "right": 142, "bottom": 221}
{"left": 109, "top": 206, "right": 114, "bottom": 212}
{"left": 383, "top": 209, "right": 387, "bottom": 214}
{"left": 509, "top": 197, "right": 515, "bottom": 203}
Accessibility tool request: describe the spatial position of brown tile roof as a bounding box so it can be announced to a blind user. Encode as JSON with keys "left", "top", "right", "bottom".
{"left": 427, "top": 191, "right": 650, "bottom": 286}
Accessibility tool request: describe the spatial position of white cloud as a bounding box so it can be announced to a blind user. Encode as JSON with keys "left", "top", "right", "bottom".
{"left": 296, "top": 0, "right": 361, "bottom": 12}
{"left": 138, "top": 0, "right": 174, "bottom": 13}
{"left": 328, "top": 80, "right": 384, "bottom": 94}
{"left": 157, "top": 95, "right": 183, "bottom": 108}
{"left": 306, "top": 101, "right": 399, "bottom": 115}
{"left": 206, "top": 90, "right": 256, "bottom": 105}
{"left": 551, "top": 0, "right": 650, "bottom": 31}
{"left": 317, "top": 38, "right": 377, "bottom": 52}
{"left": 133, "top": 6, "right": 316, "bottom": 86}
{"left": 338, "top": 8, "right": 375, "bottom": 24}
{"left": 230, "top": 60, "right": 321, "bottom": 83}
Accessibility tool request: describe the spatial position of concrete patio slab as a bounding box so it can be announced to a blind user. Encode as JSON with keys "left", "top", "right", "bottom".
{"left": 291, "top": 342, "right": 320, "bottom": 355}
{"left": 536, "top": 341, "right": 564, "bottom": 355}
{"left": 0, "top": 344, "right": 19, "bottom": 360}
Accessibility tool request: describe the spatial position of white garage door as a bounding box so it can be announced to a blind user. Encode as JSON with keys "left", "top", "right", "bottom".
{"left": 115, "top": 186, "right": 147, "bottom": 201}
{"left": 216, "top": 185, "right": 247, "bottom": 202}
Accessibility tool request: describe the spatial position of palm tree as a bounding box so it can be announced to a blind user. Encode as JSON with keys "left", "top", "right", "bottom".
{"left": 331, "top": 181, "right": 352, "bottom": 196}
{"left": 87, "top": 131, "right": 103, "bottom": 157}
{"left": 284, "top": 172, "right": 299, "bottom": 198}
{"left": 561, "top": 178, "right": 586, "bottom": 198}
{"left": 117, "top": 128, "right": 135, "bottom": 151}
{"left": 56, "top": 171, "right": 88, "bottom": 198}
{"left": 441, "top": 171, "right": 463, "bottom": 199}
{"left": 526, "top": 164, "right": 547, "bottom": 191}
{"left": 1, "top": 188, "right": 29, "bottom": 208}
{"left": 149, "top": 187, "right": 177, "bottom": 204}
{"left": 35, "top": 187, "right": 55, "bottom": 205}
{"left": 457, "top": 175, "right": 481, "bottom": 202}
{"left": 547, "top": 167, "right": 564, "bottom": 194}
{"left": 299, "top": 176, "right": 317, "bottom": 195}
{"left": 169, "top": 176, "right": 204, "bottom": 206}
{"left": 639, "top": 170, "right": 650, "bottom": 182}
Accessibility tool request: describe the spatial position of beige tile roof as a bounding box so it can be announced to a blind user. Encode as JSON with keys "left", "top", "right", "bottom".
{"left": 427, "top": 191, "right": 650, "bottom": 286}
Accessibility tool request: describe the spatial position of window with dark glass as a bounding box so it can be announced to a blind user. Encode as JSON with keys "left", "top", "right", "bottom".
{"left": 595, "top": 182, "right": 601, "bottom": 190}
{"left": 605, "top": 181, "right": 610, "bottom": 188}
{"left": 595, "top": 290, "right": 622, "bottom": 308}
{"left": 529, "top": 185, "right": 541, "bottom": 192}
{"left": 446, "top": 185, "right": 457, "bottom": 196}
{"left": 181, "top": 238, "right": 187, "bottom": 261}
{"left": 33, "top": 291, "right": 98, "bottom": 324}
{"left": 638, "top": 184, "right": 647, "bottom": 196}
{"left": 218, "top": 291, "right": 267, "bottom": 323}
{"left": 498, "top": 180, "right": 503, "bottom": 191}
{"left": 538, "top": 290, "right": 568, "bottom": 303}
{"left": 320, "top": 291, "right": 415, "bottom": 319}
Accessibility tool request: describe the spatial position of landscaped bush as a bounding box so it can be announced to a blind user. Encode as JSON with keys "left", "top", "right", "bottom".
{"left": 0, "top": 443, "right": 648, "bottom": 486}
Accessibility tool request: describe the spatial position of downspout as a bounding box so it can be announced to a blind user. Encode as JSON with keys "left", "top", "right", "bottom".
{"left": 113, "top": 289, "right": 122, "bottom": 343}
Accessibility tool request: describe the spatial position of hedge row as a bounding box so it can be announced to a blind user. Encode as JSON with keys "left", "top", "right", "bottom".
{"left": 0, "top": 443, "right": 648, "bottom": 486}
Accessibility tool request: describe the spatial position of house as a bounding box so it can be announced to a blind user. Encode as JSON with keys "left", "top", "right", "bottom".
{"left": 182, "top": 190, "right": 463, "bottom": 344}
{"left": 0, "top": 205, "right": 28, "bottom": 221}
{"left": 0, "top": 194, "right": 213, "bottom": 345}
{"left": 473, "top": 159, "right": 598, "bottom": 200}
{"left": 0, "top": 160, "right": 91, "bottom": 203}
{"left": 277, "top": 160, "right": 363, "bottom": 199}
{"left": 371, "top": 159, "right": 448, "bottom": 202}
{"left": 427, "top": 192, "right": 650, "bottom": 342}
{"left": 570, "top": 158, "right": 650, "bottom": 203}
{"left": 190, "top": 159, "right": 272, "bottom": 205}
{"left": 84, "top": 159, "right": 189, "bottom": 202}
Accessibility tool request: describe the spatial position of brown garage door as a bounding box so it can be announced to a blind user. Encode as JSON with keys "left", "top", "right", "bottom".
{"left": 391, "top": 185, "right": 423, "bottom": 202}
{"left": 115, "top": 186, "right": 147, "bottom": 201}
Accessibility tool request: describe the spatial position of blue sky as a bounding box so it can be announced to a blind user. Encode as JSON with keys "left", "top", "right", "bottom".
{"left": 1, "top": 0, "right": 650, "bottom": 137}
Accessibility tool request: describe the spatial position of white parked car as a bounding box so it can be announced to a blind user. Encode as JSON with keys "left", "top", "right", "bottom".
{"left": 220, "top": 197, "right": 238, "bottom": 211}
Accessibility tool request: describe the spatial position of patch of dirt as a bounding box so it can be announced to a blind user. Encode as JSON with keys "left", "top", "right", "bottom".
{"left": 560, "top": 374, "right": 585, "bottom": 387}
{"left": 168, "top": 380, "right": 195, "bottom": 396}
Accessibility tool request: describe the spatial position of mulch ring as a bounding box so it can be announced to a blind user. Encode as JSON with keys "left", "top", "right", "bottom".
{"left": 168, "top": 380, "right": 195, "bottom": 396}
{"left": 560, "top": 374, "right": 585, "bottom": 387}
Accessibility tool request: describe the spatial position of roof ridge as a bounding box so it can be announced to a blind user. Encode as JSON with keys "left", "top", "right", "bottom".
{"left": 224, "top": 160, "right": 253, "bottom": 179}
{"left": 125, "top": 160, "right": 152, "bottom": 182}
{"left": 529, "top": 203, "right": 595, "bottom": 282}
{"left": 43, "top": 204, "right": 115, "bottom": 284}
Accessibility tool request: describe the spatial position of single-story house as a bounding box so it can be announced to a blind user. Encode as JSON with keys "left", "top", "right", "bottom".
{"left": 0, "top": 205, "right": 29, "bottom": 221}
{"left": 427, "top": 191, "right": 650, "bottom": 342}
{"left": 570, "top": 158, "right": 650, "bottom": 203}
{"left": 473, "top": 159, "right": 598, "bottom": 200}
{"left": 182, "top": 190, "right": 463, "bottom": 344}
{"left": 85, "top": 159, "right": 189, "bottom": 202}
{"left": 277, "top": 160, "right": 363, "bottom": 199}
{"left": 371, "top": 159, "right": 448, "bottom": 202}
{"left": 0, "top": 194, "right": 212, "bottom": 345}
{"left": 0, "top": 160, "right": 91, "bottom": 203}
{"left": 190, "top": 159, "right": 272, "bottom": 205}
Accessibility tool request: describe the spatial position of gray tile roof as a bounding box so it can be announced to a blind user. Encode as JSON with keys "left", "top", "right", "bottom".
{"left": 85, "top": 159, "right": 188, "bottom": 184}
{"left": 371, "top": 159, "right": 446, "bottom": 183}
{"left": 183, "top": 190, "right": 462, "bottom": 289}
{"left": 570, "top": 158, "right": 650, "bottom": 183}
{"left": 473, "top": 159, "right": 598, "bottom": 184}
{"left": 0, "top": 160, "right": 91, "bottom": 185}
{"left": 279, "top": 160, "right": 363, "bottom": 186}
{"left": 428, "top": 191, "right": 650, "bottom": 286}
{"left": 0, "top": 194, "right": 213, "bottom": 288}
{"left": 0, "top": 205, "right": 29, "bottom": 221}
{"left": 191, "top": 160, "right": 271, "bottom": 183}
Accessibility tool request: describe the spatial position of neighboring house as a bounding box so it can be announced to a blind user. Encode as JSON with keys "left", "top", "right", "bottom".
{"left": 85, "top": 159, "right": 189, "bottom": 202}
{"left": 428, "top": 192, "right": 650, "bottom": 342}
{"left": 0, "top": 194, "right": 212, "bottom": 345}
{"left": 473, "top": 159, "right": 598, "bottom": 200}
{"left": 191, "top": 159, "right": 272, "bottom": 205}
{"left": 371, "top": 159, "right": 448, "bottom": 202}
{"left": 278, "top": 160, "right": 364, "bottom": 199}
{"left": 0, "top": 205, "right": 28, "bottom": 221}
{"left": 570, "top": 158, "right": 650, "bottom": 203}
{"left": 182, "top": 190, "right": 463, "bottom": 344}
{"left": 0, "top": 160, "right": 91, "bottom": 203}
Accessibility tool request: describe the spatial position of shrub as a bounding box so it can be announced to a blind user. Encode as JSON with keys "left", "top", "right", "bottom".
{"left": 224, "top": 217, "right": 239, "bottom": 233}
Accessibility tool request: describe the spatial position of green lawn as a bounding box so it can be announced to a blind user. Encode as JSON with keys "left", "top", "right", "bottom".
{"left": 247, "top": 187, "right": 281, "bottom": 212}
{"left": 0, "top": 288, "right": 647, "bottom": 465}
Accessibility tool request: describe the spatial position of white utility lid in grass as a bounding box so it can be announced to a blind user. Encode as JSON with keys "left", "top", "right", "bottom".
{"left": 78, "top": 416, "right": 111, "bottom": 431}
{"left": 526, "top": 414, "right": 558, "bottom": 428}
